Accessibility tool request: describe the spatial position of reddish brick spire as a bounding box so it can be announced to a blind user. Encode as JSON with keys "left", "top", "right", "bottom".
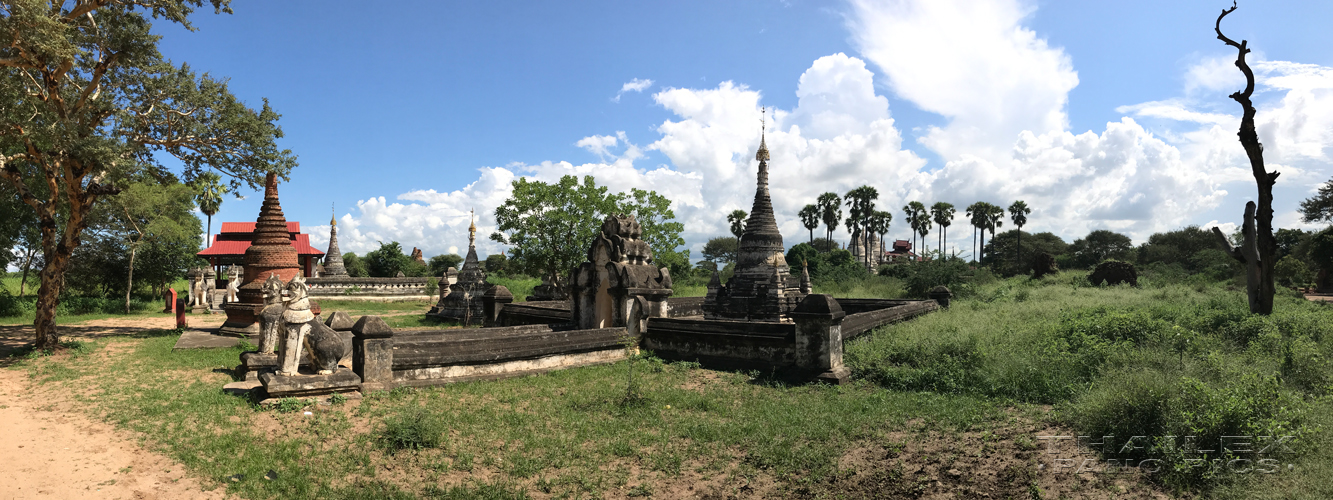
{"left": 221, "top": 172, "right": 303, "bottom": 336}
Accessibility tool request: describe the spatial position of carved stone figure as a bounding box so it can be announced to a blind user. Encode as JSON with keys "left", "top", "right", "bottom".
{"left": 187, "top": 268, "right": 205, "bottom": 308}
{"left": 571, "top": 214, "right": 673, "bottom": 330}
{"left": 203, "top": 268, "right": 218, "bottom": 308}
{"left": 256, "top": 274, "right": 285, "bottom": 355}
{"left": 278, "top": 276, "right": 316, "bottom": 376}
{"left": 225, "top": 266, "right": 241, "bottom": 303}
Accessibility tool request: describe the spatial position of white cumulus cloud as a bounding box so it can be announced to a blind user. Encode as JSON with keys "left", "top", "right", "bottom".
{"left": 613, "top": 78, "right": 655, "bottom": 102}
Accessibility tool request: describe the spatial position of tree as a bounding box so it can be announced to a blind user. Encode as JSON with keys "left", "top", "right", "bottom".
{"left": 101, "top": 181, "right": 199, "bottom": 312}
{"left": 429, "top": 254, "right": 463, "bottom": 276}
{"left": 1299, "top": 178, "right": 1333, "bottom": 224}
{"left": 727, "top": 209, "right": 747, "bottom": 263}
{"left": 914, "top": 204, "right": 932, "bottom": 257}
{"left": 931, "top": 202, "right": 955, "bottom": 257}
{"left": 844, "top": 186, "right": 879, "bottom": 268}
{"left": 1137, "top": 226, "right": 1219, "bottom": 271}
{"left": 0, "top": 1, "right": 297, "bottom": 349}
{"left": 965, "top": 202, "right": 987, "bottom": 262}
{"left": 365, "top": 241, "right": 413, "bottom": 278}
{"left": 980, "top": 230, "right": 1068, "bottom": 275}
{"left": 798, "top": 204, "right": 819, "bottom": 244}
{"left": 484, "top": 254, "right": 507, "bottom": 275}
{"left": 1209, "top": 4, "right": 1280, "bottom": 315}
{"left": 1008, "top": 200, "right": 1031, "bottom": 266}
{"left": 816, "top": 192, "right": 842, "bottom": 249}
{"left": 491, "top": 175, "right": 684, "bottom": 282}
{"left": 1069, "top": 229, "right": 1134, "bottom": 269}
{"left": 622, "top": 188, "right": 690, "bottom": 278}
{"left": 902, "top": 201, "right": 925, "bottom": 256}
{"left": 342, "top": 252, "right": 369, "bottom": 277}
{"left": 190, "top": 171, "right": 227, "bottom": 248}
{"left": 871, "top": 210, "right": 892, "bottom": 258}
{"left": 701, "top": 237, "right": 739, "bottom": 264}
{"left": 984, "top": 204, "right": 1005, "bottom": 260}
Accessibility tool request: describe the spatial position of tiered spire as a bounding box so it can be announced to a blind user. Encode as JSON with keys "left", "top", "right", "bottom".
{"left": 322, "top": 206, "right": 348, "bottom": 276}
{"left": 736, "top": 108, "right": 784, "bottom": 269}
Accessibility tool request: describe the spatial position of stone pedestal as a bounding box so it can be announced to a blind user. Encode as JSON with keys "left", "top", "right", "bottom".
{"left": 352, "top": 315, "right": 395, "bottom": 393}
{"left": 482, "top": 286, "right": 514, "bottom": 327}
{"left": 259, "top": 367, "right": 361, "bottom": 398}
{"left": 790, "top": 294, "right": 849, "bottom": 384}
{"left": 238, "top": 351, "right": 279, "bottom": 381}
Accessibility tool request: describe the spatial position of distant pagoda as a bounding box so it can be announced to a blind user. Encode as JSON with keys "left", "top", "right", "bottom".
{"left": 322, "top": 210, "right": 348, "bottom": 276}
{"left": 427, "top": 210, "right": 489, "bottom": 323}
{"left": 703, "top": 111, "right": 805, "bottom": 322}
{"left": 220, "top": 172, "right": 305, "bottom": 337}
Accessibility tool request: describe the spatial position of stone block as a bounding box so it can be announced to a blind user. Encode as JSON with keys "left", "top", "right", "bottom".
{"left": 259, "top": 367, "right": 362, "bottom": 398}
{"left": 325, "top": 311, "right": 356, "bottom": 331}
{"left": 351, "top": 315, "right": 393, "bottom": 338}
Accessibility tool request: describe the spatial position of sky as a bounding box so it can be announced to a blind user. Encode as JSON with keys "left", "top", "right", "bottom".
{"left": 158, "top": 0, "right": 1333, "bottom": 262}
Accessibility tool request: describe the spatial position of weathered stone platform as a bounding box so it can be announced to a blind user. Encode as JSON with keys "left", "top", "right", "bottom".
{"left": 259, "top": 367, "right": 361, "bottom": 398}
{"left": 172, "top": 329, "right": 240, "bottom": 350}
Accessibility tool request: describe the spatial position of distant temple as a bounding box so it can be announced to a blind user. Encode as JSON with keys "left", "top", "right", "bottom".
{"left": 198, "top": 220, "right": 326, "bottom": 278}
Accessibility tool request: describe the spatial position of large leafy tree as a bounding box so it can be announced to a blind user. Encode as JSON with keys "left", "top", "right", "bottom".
{"left": 1070, "top": 229, "right": 1134, "bottom": 269}
{"left": 798, "top": 203, "right": 819, "bottom": 244}
{"left": 816, "top": 192, "right": 841, "bottom": 248}
{"left": 97, "top": 180, "right": 199, "bottom": 312}
{"left": 1007, "top": 200, "right": 1031, "bottom": 266}
{"left": 930, "top": 202, "right": 955, "bottom": 258}
{"left": 0, "top": 0, "right": 297, "bottom": 349}
{"left": 190, "top": 171, "right": 226, "bottom": 248}
{"left": 491, "top": 175, "right": 685, "bottom": 282}
{"left": 701, "top": 236, "right": 738, "bottom": 264}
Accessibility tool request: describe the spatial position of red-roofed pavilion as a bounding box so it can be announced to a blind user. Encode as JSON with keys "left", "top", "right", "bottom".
{"left": 197, "top": 221, "right": 325, "bottom": 277}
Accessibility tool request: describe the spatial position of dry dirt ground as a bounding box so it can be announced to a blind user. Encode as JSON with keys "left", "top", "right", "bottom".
{"left": 0, "top": 315, "right": 231, "bottom": 500}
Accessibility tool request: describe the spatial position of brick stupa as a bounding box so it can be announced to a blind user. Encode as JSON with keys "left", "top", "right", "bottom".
{"left": 703, "top": 115, "right": 806, "bottom": 322}
{"left": 220, "top": 172, "right": 305, "bottom": 337}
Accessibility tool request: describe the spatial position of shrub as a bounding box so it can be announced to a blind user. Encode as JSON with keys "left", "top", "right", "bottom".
{"left": 902, "top": 257, "right": 972, "bottom": 298}
{"left": 0, "top": 287, "right": 22, "bottom": 317}
{"left": 379, "top": 409, "right": 445, "bottom": 452}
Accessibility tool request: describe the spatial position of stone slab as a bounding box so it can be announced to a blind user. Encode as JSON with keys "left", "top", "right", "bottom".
{"left": 257, "top": 391, "right": 363, "bottom": 407}
{"left": 222, "top": 380, "right": 261, "bottom": 396}
{"left": 172, "top": 330, "right": 243, "bottom": 350}
{"left": 259, "top": 367, "right": 362, "bottom": 398}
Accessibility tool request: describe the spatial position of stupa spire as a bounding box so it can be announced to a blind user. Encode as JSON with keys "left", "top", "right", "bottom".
{"left": 322, "top": 204, "right": 348, "bottom": 276}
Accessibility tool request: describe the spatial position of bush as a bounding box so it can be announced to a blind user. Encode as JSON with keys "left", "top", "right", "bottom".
{"left": 0, "top": 287, "right": 22, "bottom": 317}
{"left": 379, "top": 409, "right": 445, "bottom": 452}
{"left": 1274, "top": 255, "right": 1314, "bottom": 288}
{"left": 902, "top": 257, "right": 971, "bottom": 298}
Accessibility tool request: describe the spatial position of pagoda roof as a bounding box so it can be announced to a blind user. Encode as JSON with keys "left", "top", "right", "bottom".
{"left": 198, "top": 232, "right": 324, "bottom": 257}
{"left": 219, "top": 221, "right": 301, "bottom": 234}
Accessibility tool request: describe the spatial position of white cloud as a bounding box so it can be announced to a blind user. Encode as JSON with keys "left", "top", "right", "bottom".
{"left": 612, "top": 78, "right": 654, "bottom": 102}
{"left": 846, "top": 0, "right": 1078, "bottom": 164}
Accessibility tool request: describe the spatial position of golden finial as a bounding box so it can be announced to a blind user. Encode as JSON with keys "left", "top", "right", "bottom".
{"left": 468, "top": 208, "right": 477, "bottom": 244}
{"left": 756, "top": 106, "right": 770, "bottom": 162}
{"left": 330, "top": 203, "right": 336, "bottom": 226}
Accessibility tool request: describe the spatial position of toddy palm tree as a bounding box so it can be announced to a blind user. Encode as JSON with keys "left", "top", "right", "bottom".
{"left": 816, "top": 192, "right": 842, "bottom": 249}
{"left": 799, "top": 204, "right": 820, "bottom": 244}
{"left": 915, "top": 207, "right": 932, "bottom": 257}
{"left": 845, "top": 186, "right": 880, "bottom": 268}
{"left": 1008, "top": 200, "right": 1031, "bottom": 267}
{"left": 985, "top": 204, "right": 1006, "bottom": 260}
{"left": 932, "top": 202, "right": 956, "bottom": 258}
{"left": 727, "top": 209, "right": 747, "bottom": 262}
{"left": 872, "top": 210, "right": 892, "bottom": 258}
{"left": 902, "top": 201, "right": 923, "bottom": 256}
{"left": 192, "top": 172, "right": 229, "bottom": 250}
{"left": 965, "top": 202, "right": 986, "bottom": 262}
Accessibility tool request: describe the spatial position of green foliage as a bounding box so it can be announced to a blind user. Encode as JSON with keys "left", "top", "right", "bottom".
{"left": 364, "top": 241, "right": 427, "bottom": 277}
{"left": 727, "top": 210, "right": 747, "bottom": 240}
{"left": 902, "top": 257, "right": 973, "bottom": 298}
{"left": 816, "top": 192, "right": 842, "bottom": 243}
{"left": 980, "top": 230, "right": 1068, "bottom": 276}
{"left": 491, "top": 175, "right": 685, "bottom": 281}
{"left": 1069, "top": 229, "right": 1135, "bottom": 269}
{"left": 65, "top": 179, "right": 202, "bottom": 298}
{"left": 484, "top": 254, "right": 507, "bottom": 275}
{"left": 272, "top": 398, "right": 308, "bottom": 414}
{"left": 1299, "top": 176, "right": 1333, "bottom": 223}
{"left": 1275, "top": 255, "right": 1314, "bottom": 288}
{"left": 702, "top": 236, "right": 738, "bottom": 264}
{"left": 341, "top": 252, "right": 369, "bottom": 277}
{"left": 798, "top": 204, "right": 820, "bottom": 242}
{"left": 379, "top": 409, "right": 446, "bottom": 453}
{"left": 429, "top": 253, "right": 464, "bottom": 277}
{"left": 1136, "top": 226, "right": 1220, "bottom": 271}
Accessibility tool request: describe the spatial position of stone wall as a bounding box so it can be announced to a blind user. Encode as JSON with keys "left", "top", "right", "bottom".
{"left": 306, "top": 276, "right": 431, "bottom": 301}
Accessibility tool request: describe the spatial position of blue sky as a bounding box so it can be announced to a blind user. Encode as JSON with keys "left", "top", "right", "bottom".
{"left": 161, "top": 0, "right": 1333, "bottom": 261}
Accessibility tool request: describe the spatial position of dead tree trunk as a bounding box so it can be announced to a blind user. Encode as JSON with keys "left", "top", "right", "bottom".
{"left": 1212, "top": 3, "right": 1279, "bottom": 315}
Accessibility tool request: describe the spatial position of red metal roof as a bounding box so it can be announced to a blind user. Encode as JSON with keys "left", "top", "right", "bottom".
{"left": 197, "top": 230, "right": 325, "bottom": 257}
{"left": 218, "top": 221, "right": 301, "bottom": 234}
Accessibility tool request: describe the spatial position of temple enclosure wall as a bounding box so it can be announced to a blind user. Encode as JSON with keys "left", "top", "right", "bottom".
{"left": 306, "top": 276, "right": 432, "bottom": 301}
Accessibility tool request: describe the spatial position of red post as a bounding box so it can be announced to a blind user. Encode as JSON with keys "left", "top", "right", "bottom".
{"left": 175, "top": 298, "right": 188, "bottom": 329}
{"left": 163, "top": 288, "right": 177, "bottom": 313}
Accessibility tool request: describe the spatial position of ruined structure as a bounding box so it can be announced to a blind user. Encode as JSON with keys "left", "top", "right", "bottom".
{"left": 220, "top": 173, "right": 306, "bottom": 337}
{"left": 321, "top": 212, "right": 348, "bottom": 277}
{"left": 849, "top": 230, "right": 883, "bottom": 267}
{"left": 1088, "top": 261, "right": 1137, "bottom": 287}
{"left": 703, "top": 123, "right": 805, "bottom": 321}
{"left": 427, "top": 213, "right": 491, "bottom": 323}
{"left": 571, "top": 214, "right": 674, "bottom": 330}
{"left": 1032, "top": 252, "right": 1059, "bottom": 279}
{"left": 410, "top": 247, "right": 426, "bottom": 267}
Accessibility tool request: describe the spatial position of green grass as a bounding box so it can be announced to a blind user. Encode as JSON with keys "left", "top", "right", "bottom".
{"left": 486, "top": 276, "right": 540, "bottom": 302}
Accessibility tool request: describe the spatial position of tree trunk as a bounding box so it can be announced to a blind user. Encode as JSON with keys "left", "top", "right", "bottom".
{"left": 1214, "top": 5, "right": 1278, "bottom": 315}
{"left": 125, "top": 243, "right": 138, "bottom": 314}
{"left": 1016, "top": 228, "right": 1022, "bottom": 271}
{"left": 808, "top": 227, "right": 813, "bottom": 244}
{"left": 33, "top": 251, "right": 72, "bottom": 351}
{"left": 19, "top": 249, "right": 34, "bottom": 297}
{"left": 980, "top": 229, "right": 986, "bottom": 263}
{"left": 205, "top": 214, "right": 212, "bottom": 249}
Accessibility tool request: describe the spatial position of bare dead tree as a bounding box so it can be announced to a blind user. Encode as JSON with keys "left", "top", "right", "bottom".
{"left": 1210, "top": 2, "right": 1279, "bottom": 314}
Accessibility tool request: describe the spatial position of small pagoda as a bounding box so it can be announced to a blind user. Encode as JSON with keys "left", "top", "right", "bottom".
{"left": 427, "top": 211, "right": 490, "bottom": 324}
{"left": 220, "top": 173, "right": 306, "bottom": 337}
{"left": 322, "top": 210, "right": 348, "bottom": 276}
{"left": 703, "top": 112, "right": 806, "bottom": 322}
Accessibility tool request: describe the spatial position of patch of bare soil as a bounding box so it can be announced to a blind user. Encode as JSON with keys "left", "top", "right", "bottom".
{"left": 0, "top": 367, "right": 232, "bottom": 499}
{"left": 805, "top": 412, "right": 1177, "bottom": 500}
{"left": 0, "top": 314, "right": 227, "bottom": 362}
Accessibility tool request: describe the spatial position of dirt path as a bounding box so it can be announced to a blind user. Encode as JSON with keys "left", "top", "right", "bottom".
{"left": 0, "top": 316, "right": 232, "bottom": 499}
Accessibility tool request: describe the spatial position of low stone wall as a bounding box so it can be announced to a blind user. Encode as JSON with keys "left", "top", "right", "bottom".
{"left": 306, "top": 277, "right": 431, "bottom": 301}
{"left": 841, "top": 300, "right": 938, "bottom": 339}
{"left": 665, "top": 296, "right": 706, "bottom": 318}
{"left": 349, "top": 315, "right": 628, "bottom": 391}
{"left": 492, "top": 301, "right": 571, "bottom": 326}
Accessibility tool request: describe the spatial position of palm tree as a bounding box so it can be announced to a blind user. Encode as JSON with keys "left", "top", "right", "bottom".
{"left": 191, "top": 171, "right": 228, "bottom": 249}
{"left": 845, "top": 186, "right": 879, "bottom": 268}
{"left": 816, "top": 192, "right": 842, "bottom": 249}
{"left": 903, "top": 202, "right": 922, "bottom": 257}
{"left": 984, "top": 204, "right": 1005, "bottom": 261}
{"left": 727, "top": 209, "right": 747, "bottom": 262}
{"left": 915, "top": 208, "right": 932, "bottom": 257}
{"left": 872, "top": 210, "right": 892, "bottom": 259}
{"left": 1008, "top": 200, "right": 1031, "bottom": 268}
{"left": 965, "top": 202, "right": 987, "bottom": 262}
{"left": 931, "top": 202, "right": 955, "bottom": 258}
{"left": 798, "top": 204, "right": 820, "bottom": 244}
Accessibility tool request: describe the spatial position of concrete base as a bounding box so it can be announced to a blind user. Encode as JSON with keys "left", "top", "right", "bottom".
{"left": 814, "top": 366, "right": 851, "bottom": 385}
{"left": 172, "top": 330, "right": 242, "bottom": 350}
{"left": 238, "top": 351, "right": 279, "bottom": 381}
{"left": 218, "top": 321, "right": 260, "bottom": 338}
{"left": 259, "top": 367, "right": 362, "bottom": 398}
{"left": 222, "top": 380, "right": 262, "bottom": 396}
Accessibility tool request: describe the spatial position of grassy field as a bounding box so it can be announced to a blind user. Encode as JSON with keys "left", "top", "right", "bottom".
{"left": 6, "top": 271, "right": 1332, "bottom": 498}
